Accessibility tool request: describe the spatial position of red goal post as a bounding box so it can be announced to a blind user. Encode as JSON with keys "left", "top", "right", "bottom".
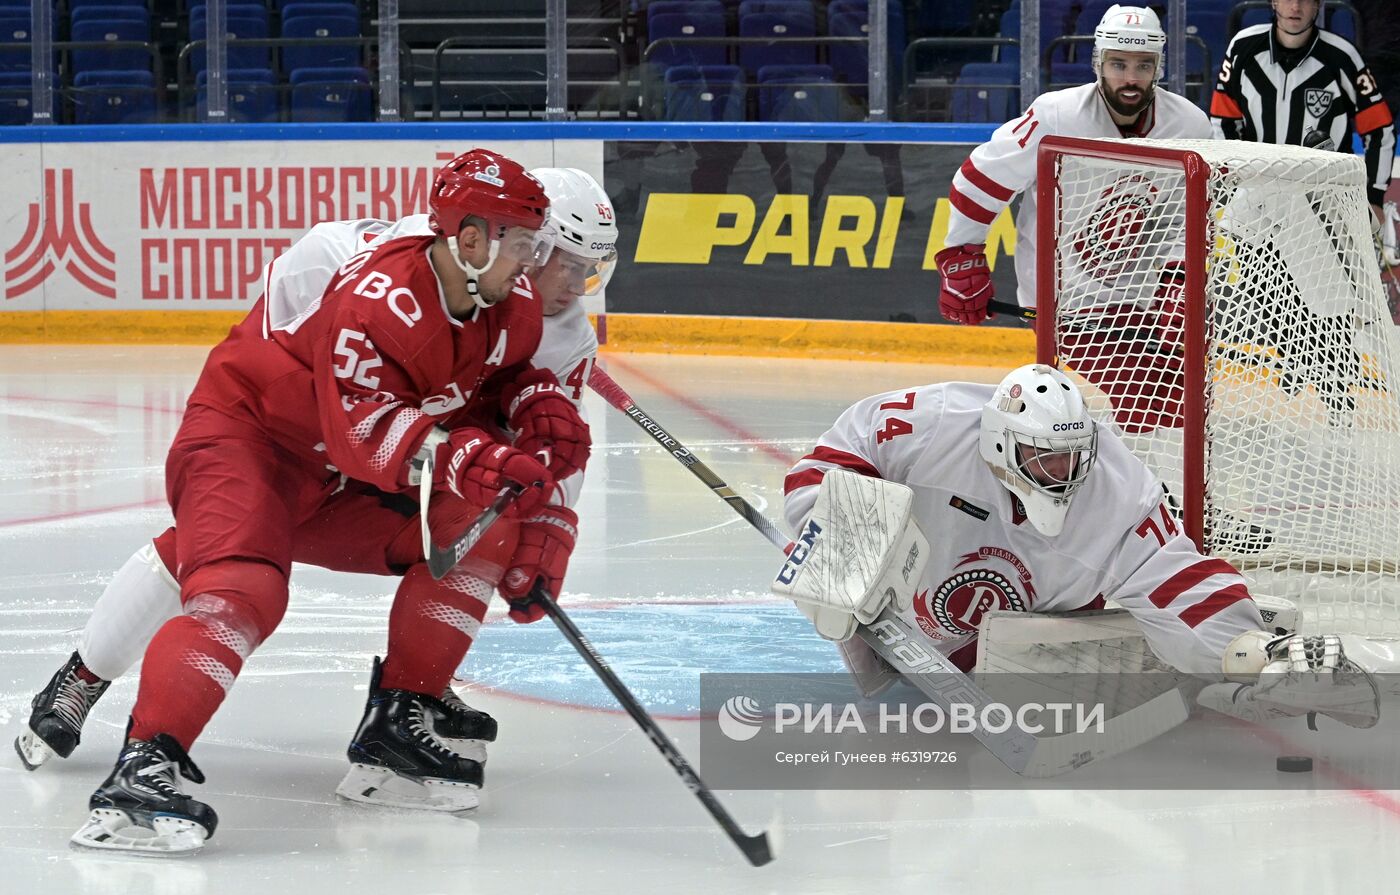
{"left": 1032, "top": 135, "right": 1400, "bottom": 636}
{"left": 1035, "top": 136, "right": 1212, "bottom": 551}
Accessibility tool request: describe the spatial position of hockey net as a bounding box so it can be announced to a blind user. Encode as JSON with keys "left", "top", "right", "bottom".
{"left": 1037, "top": 137, "right": 1400, "bottom": 637}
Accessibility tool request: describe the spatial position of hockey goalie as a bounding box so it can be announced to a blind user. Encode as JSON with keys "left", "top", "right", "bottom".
{"left": 772, "top": 364, "right": 1396, "bottom": 739}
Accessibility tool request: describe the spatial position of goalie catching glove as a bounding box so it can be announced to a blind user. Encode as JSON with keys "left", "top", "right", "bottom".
{"left": 771, "top": 469, "right": 930, "bottom": 641}
{"left": 500, "top": 505, "right": 579, "bottom": 623}
{"left": 503, "top": 368, "right": 591, "bottom": 482}
{"left": 1198, "top": 632, "right": 1381, "bottom": 729}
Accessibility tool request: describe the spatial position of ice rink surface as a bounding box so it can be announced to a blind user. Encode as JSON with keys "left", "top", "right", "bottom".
{"left": 3, "top": 345, "right": 1399, "bottom": 895}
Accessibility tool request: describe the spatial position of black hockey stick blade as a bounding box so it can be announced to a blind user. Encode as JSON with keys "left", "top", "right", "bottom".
{"left": 988, "top": 298, "right": 1035, "bottom": 321}
{"left": 534, "top": 584, "right": 777, "bottom": 866}
{"left": 424, "top": 484, "right": 519, "bottom": 580}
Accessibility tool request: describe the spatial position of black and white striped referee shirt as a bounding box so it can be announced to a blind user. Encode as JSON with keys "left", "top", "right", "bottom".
{"left": 1210, "top": 23, "right": 1396, "bottom": 206}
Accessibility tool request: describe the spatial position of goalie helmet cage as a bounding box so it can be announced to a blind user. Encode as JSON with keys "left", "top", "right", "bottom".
{"left": 1035, "top": 136, "right": 1400, "bottom": 636}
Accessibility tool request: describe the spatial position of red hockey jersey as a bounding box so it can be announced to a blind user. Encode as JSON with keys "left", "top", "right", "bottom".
{"left": 187, "top": 234, "right": 545, "bottom": 494}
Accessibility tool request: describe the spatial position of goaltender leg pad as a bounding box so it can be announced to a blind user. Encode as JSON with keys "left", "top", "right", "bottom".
{"left": 772, "top": 469, "right": 929, "bottom": 641}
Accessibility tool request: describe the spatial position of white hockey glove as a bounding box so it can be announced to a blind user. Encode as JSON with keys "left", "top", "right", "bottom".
{"left": 1199, "top": 633, "right": 1380, "bottom": 729}
{"left": 771, "top": 469, "right": 930, "bottom": 642}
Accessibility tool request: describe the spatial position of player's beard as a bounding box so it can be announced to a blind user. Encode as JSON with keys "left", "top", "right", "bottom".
{"left": 1101, "top": 80, "right": 1155, "bottom": 120}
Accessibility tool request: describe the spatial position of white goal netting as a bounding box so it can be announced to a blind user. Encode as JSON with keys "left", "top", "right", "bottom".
{"left": 1041, "top": 138, "right": 1400, "bottom": 636}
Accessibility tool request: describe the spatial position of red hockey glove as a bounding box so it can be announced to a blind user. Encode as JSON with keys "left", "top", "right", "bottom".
{"left": 935, "top": 243, "right": 995, "bottom": 325}
{"left": 434, "top": 427, "right": 554, "bottom": 519}
{"left": 499, "top": 505, "right": 579, "bottom": 622}
{"left": 1153, "top": 261, "right": 1187, "bottom": 352}
{"left": 502, "top": 369, "right": 592, "bottom": 481}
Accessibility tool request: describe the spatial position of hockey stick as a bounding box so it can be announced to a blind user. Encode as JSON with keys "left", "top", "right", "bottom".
{"left": 590, "top": 367, "right": 1189, "bottom": 777}
{"left": 531, "top": 582, "right": 777, "bottom": 866}
{"left": 855, "top": 610, "right": 1190, "bottom": 778}
{"left": 989, "top": 299, "right": 1035, "bottom": 321}
{"left": 419, "top": 453, "right": 520, "bottom": 580}
{"left": 587, "top": 366, "right": 789, "bottom": 551}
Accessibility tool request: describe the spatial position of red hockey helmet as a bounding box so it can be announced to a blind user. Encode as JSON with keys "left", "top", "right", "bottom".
{"left": 429, "top": 148, "right": 550, "bottom": 239}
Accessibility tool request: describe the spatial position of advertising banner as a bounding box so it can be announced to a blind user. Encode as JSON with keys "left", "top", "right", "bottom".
{"left": 0, "top": 139, "right": 604, "bottom": 314}
{"left": 603, "top": 139, "right": 1021, "bottom": 326}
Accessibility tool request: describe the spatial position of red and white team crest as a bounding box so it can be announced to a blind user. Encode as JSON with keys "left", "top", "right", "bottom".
{"left": 1071, "top": 173, "right": 1160, "bottom": 283}
{"left": 914, "top": 568, "right": 1027, "bottom": 639}
{"left": 4, "top": 169, "right": 116, "bottom": 300}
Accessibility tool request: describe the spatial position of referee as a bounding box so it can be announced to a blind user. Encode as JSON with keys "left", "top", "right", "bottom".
{"left": 1210, "top": 0, "right": 1396, "bottom": 219}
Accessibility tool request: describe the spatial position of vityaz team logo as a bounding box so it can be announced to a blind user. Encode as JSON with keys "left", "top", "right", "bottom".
{"left": 4, "top": 169, "right": 116, "bottom": 300}
{"left": 913, "top": 547, "right": 1035, "bottom": 638}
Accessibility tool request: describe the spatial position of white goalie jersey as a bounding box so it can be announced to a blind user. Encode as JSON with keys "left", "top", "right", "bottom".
{"left": 256, "top": 214, "right": 599, "bottom": 505}
{"left": 945, "top": 82, "right": 1213, "bottom": 308}
{"left": 782, "top": 382, "right": 1264, "bottom": 675}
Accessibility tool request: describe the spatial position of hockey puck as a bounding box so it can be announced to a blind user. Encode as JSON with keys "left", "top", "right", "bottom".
{"left": 1276, "top": 755, "right": 1313, "bottom": 773}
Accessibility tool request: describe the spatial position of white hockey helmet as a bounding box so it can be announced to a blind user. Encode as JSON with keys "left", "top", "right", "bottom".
{"left": 1093, "top": 4, "right": 1166, "bottom": 77}
{"left": 979, "top": 364, "right": 1099, "bottom": 537}
{"left": 530, "top": 167, "right": 618, "bottom": 296}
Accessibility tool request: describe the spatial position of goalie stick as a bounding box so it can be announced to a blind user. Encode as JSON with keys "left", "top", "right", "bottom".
{"left": 591, "top": 366, "right": 1189, "bottom": 777}
{"left": 530, "top": 582, "right": 777, "bottom": 867}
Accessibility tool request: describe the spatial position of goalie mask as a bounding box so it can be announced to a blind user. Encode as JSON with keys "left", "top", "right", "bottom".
{"left": 531, "top": 167, "right": 619, "bottom": 297}
{"left": 979, "top": 364, "right": 1098, "bottom": 537}
{"left": 1092, "top": 4, "right": 1165, "bottom": 78}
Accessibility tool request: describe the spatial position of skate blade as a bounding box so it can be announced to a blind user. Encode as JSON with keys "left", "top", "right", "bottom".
{"left": 436, "top": 737, "right": 488, "bottom": 764}
{"left": 70, "top": 808, "right": 209, "bottom": 856}
{"left": 14, "top": 728, "right": 56, "bottom": 771}
{"left": 335, "top": 763, "right": 480, "bottom": 813}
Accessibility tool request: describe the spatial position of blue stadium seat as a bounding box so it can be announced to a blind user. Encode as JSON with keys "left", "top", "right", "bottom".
{"left": 72, "top": 69, "right": 156, "bottom": 123}
{"left": 1048, "top": 61, "right": 1093, "bottom": 89}
{"left": 663, "top": 63, "right": 745, "bottom": 120}
{"left": 647, "top": 11, "right": 727, "bottom": 68}
{"left": 646, "top": 0, "right": 724, "bottom": 24}
{"left": 280, "top": 15, "right": 361, "bottom": 73}
{"left": 756, "top": 62, "right": 836, "bottom": 120}
{"left": 289, "top": 65, "right": 371, "bottom": 121}
{"left": 827, "top": 7, "right": 906, "bottom": 98}
{"left": 196, "top": 68, "right": 278, "bottom": 122}
{"left": 1001, "top": 0, "right": 1078, "bottom": 66}
{"left": 1186, "top": 8, "right": 1228, "bottom": 78}
{"left": 0, "top": 70, "right": 36, "bottom": 123}
{"left": 738, "top": 0, "right": 814, "bottom": 21}
{"left": 918, "top": 0, "right": 974, "bottom": 36}
{"left": 68, "top": 0, "right": 151, "bottom": 8}
{"left": 280, "top": 2, "right": 360, "bottom": 24}
{"left": 0, "top": 14, "right": 31, "bottom": 72}
{"left": 71, "top": 6, "right": 148, "bottom": 27}
{"left": 190, "top": 4, "right": 271, "bottom": 75}
{"left": 951, "top": 61, "right": 1017, "bottom": 123}
{"left": 70, "top": 18, "right": 151, "bottom": 74}
{"left": 738, "top": 10, "right": 815, "bottom": 76}
{"left": 1327, "top": 6, "right": 1357, "bottom": 43}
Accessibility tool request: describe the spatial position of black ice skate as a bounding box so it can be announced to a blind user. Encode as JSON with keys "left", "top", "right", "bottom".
{"left": 335, "top": 658, "right": 484, "bottom": 812}
{"left": 429, "top": 684, "right": 497, "bottom": 764}
{"left": 71, "top": 734, "right": 217, "bottom": 856}
{"left": 15, "top": 651, "right": 110, "bottom": 770}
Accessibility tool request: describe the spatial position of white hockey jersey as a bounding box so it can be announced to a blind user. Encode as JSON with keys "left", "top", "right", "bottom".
{"left": 945, "top": 83, "right": 1213, "bottom": 308}
{"left": 782, "top": 382, "right": 1263, "bottom": 675}
{"left": 256, "top": 214, "right": 599, "bottom": 505}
